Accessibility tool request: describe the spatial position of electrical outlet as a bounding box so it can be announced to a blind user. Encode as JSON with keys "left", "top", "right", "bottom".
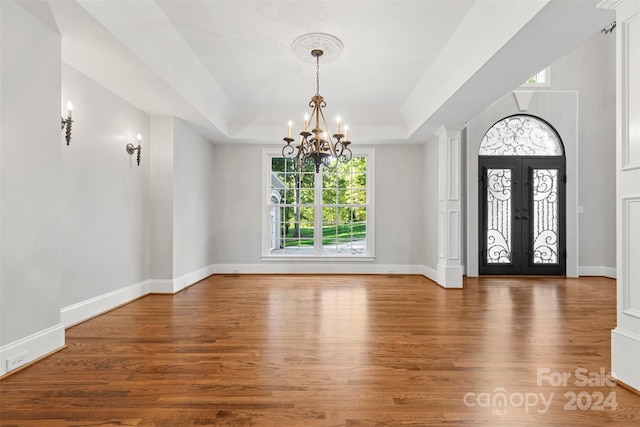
{"left": 6, "top": 351, "right": 27, "bottom": 372}
{"left": 232, "top": 269, "right": 239, "bottom": 275}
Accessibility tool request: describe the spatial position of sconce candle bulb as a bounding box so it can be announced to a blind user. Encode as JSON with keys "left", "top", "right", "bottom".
{"left": 61, "top": 100, "right": 74, "bottom": 145}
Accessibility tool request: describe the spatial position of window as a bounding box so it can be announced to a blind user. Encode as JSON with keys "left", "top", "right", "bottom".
{"left": 263, "top": 149, "right": 374, "bottom": 258}
{"left": 479, "top": 114, "right": 564, "bottom": 156}
{"left": 521, "top": 66, "right": 551, "bottom": 88}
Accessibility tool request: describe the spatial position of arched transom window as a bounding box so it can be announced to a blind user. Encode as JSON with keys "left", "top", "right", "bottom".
{"left": 479, "top": 115, "right": 564, "bottom": 156}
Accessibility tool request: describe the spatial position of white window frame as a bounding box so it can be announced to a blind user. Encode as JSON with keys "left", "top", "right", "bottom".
{"left": 261, "top": 147, "right": 375, "bottom": 261}
{"left": 521, "top": 66, "right": 551, "bottom": 88}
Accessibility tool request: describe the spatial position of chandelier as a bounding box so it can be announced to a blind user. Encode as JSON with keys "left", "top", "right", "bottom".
{"left": 283, "top": 47, "right": 352, "bottom": 173}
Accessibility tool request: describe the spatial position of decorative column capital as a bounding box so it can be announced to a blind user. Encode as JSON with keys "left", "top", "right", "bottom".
{"left": 434, "top": 124, "right": 466, "bottom": 138}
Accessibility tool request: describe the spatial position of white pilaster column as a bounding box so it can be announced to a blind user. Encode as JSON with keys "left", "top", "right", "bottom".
{"left": 601, "top": 0, "right": 640, "bottom": 392}
{"left": 435, "top": 125, "right": 466, "bottom": 288}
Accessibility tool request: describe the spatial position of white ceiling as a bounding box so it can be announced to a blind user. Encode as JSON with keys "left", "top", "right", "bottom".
{"left": 34, "top": 0, "right": 614, "bottom": 144}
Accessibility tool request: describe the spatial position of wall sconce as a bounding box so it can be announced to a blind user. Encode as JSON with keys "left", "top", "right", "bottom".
{"left": 126, "top": 133, "right": 142, "bottom": 166}
{"left": 61, "top": 100, "right": 73, "bottom": 145}
{"left": 601, "top": 21, "right": 616, "bottom": 34}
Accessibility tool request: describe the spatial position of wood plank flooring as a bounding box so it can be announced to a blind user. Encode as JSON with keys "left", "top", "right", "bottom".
{"left": 1, "top": 274, "right": 639, "bottom": 426}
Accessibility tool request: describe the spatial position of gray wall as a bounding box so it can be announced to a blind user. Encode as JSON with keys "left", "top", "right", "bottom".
{"left": 150, "top": 116, "right": 218, "bottom": 282}
{"left": 213, "top": 144, "right": 262, "bottom": 265}
{"left": 212, "top": 143, "right": 426, "bottom": 270}
{"left": 173, "top": 118, "right": 217, "bottom": 278}
{"left": 552, "top": 32, "right": 616, "bottom": 272}
{"left": 150, "top": 116, "right": 174, "bottom": 281}
{"left": 61, "top": 64, "right": 150, "bottom": 307}
{"left": 1, "top": 0, "right": 64, "bottom": 365}
{"left": 375, "top": 145, "right": 425, "bottom": 266}
{"left": 423, "top": 135, "right": 440, "bottom": 273}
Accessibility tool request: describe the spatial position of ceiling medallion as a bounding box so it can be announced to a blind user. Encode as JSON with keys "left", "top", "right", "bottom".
{"left": 291, "top": 32, "right": 344, "bottom": 64}
{"left": 283, "top": 34, "right": 351, "bottom": 173}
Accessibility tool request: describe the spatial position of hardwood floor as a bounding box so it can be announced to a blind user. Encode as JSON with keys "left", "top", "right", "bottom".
{"left": 1, "top": 275, "right": 638, "bottom": 426}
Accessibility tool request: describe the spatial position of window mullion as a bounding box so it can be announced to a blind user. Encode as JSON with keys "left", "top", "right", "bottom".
{"left": 314, "top": 167, "right": 323, "bottom": 255}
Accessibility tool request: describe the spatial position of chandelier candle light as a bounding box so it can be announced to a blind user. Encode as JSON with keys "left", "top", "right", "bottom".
{"left": 283, "top": 46, "right": 352, "bottom": 173}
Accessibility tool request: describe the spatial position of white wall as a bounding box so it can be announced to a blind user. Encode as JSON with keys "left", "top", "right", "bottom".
{"left": 0, "top": 0, "right": 64, "bottom": 374}
{"left": 60, "top": 64, "right": 150, "bottom": 308}
{"left": 173, "top": 118, "right": 217, "bottom": 278}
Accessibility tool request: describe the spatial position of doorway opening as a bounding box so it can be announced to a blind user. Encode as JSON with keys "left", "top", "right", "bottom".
{"left": 479, "top": 115, "right": 566, "bottom": 276}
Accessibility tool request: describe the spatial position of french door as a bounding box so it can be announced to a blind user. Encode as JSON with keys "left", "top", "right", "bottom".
{"left": 479, "top": 156, "right": 566, "bottom": 275}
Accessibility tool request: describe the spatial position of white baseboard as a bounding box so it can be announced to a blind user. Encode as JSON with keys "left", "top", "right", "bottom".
{"left": 173, "top": 264, "right": 217, "bottom": 292}
{"left": 149, "top": 279, "right": 175, "bottom": 293}
{"left": 437, "top": 263, "right": 464, "bottom": 288}
{"left": 55, "top": 262, "right": 446, "bottom": 346}
{"left": 150, "top": 264, "right": 216, "bottom": 293}
{"left": 214, "top": 263, "right": 447, "bottom": 287}
{"left": 213, "top": 263, "right": 424, "bottom": 275}
{"left": 61, "top": 280, "right": 151, "bottom": 328}
{"left": 422, "top": 265, "right": 438, "bottom": 283}
{"left": 579, "top": 266, "right": 617, "bottom": 278}
{"left": 611, "top": 327, "right": 640, "bottom": 391}
{"left": 0, "top": 323, "right": 65, "bottom": 376}
{"left": 61, "top": 265, "right": 217, "bottom": 329}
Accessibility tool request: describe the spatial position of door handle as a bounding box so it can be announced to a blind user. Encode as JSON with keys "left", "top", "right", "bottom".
{"left": 523, "top": 215, "right": 530, "bottom": 220}
{"left": 514, "top": 215, "right": 521, "bottom": 220}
